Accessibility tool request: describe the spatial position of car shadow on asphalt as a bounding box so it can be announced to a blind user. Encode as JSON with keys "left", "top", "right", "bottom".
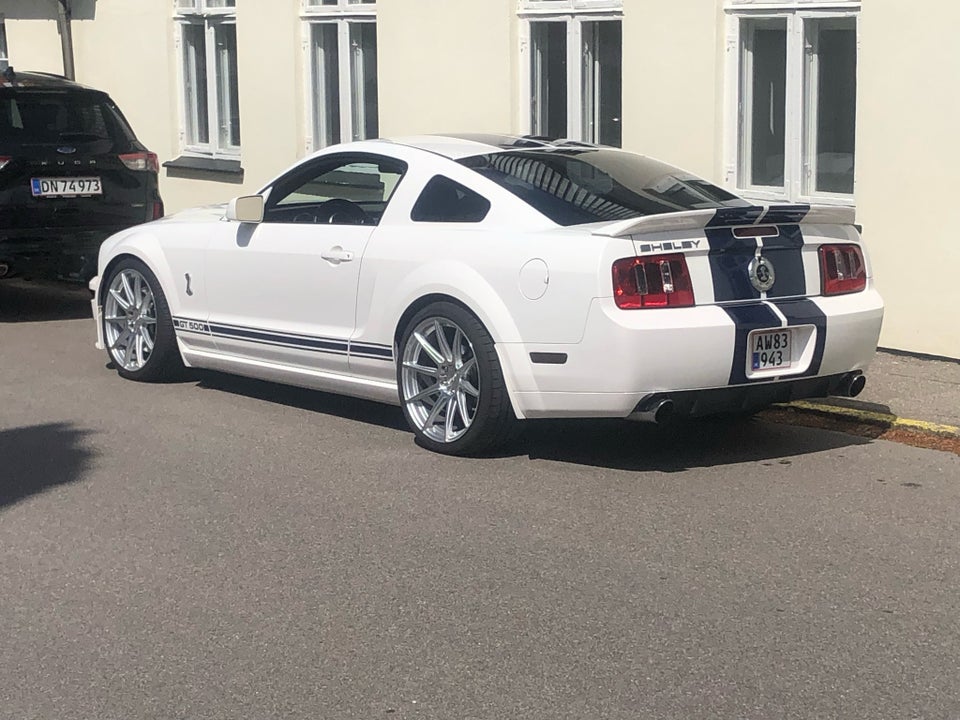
{"left": 0, "top": 280, "right": 91, "bottom": 322}
{"left": 0, "top": 423, "right": 97, "bottom": 510}
{"left": 194, "top": 371, "right": 870, "bottom": 471}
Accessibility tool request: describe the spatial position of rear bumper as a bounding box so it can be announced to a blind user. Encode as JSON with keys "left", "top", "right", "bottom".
{"left": 0, "top": 227, "right": 123, "bottom": 281}
{"left": 500, "top": 288, "right": 884, "bottom": 419}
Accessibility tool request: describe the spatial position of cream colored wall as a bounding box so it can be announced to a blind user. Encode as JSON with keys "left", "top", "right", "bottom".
{"left": 621, "top": 0, "right": 723, "bottom": 181}
{"left": 377, "top": 0, "right": 517, "bottom": 137}
{"left": 4, "top": 16, "right": 62, "bottom": 73}
{"left": 857, "top": 0, "right": 960, "bottom": 357}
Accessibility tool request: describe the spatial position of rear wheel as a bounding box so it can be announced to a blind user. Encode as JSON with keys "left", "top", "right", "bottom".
{"left": 102, "top": 257, "right": 183, "bottom": 382}
{"left": 398, "top": 302, "right": 515, "bottom": 456}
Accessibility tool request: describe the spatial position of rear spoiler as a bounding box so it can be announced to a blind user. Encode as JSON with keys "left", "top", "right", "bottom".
{"left": 592, "top": 204, "right": 857, "bottom": 238}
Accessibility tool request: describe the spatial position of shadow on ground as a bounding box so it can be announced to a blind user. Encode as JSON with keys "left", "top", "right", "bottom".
{"left": 0, "top": 423, "right": 97, "bottom": 509}
{"left": 196, "top": 371, "right": 870, "bottom": 472}
{"left": 0, "top": 280, "right": 91, "bottom": 323}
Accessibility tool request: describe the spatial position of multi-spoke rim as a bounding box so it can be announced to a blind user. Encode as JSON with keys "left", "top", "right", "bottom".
{"left": 103, "top": 268, "right": 158, "bottom": 372}
{"left": 401, "top": 317, "right": 480, "bottom": 443}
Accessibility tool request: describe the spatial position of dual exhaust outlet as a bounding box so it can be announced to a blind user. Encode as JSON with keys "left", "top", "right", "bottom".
{"left": 628, "top": 371, "right": 867, "bottom": 425}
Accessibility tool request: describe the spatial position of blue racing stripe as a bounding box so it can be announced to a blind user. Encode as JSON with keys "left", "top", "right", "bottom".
{"left": 761, "top": 205, "right": 810, "bottom": 225}
{"left": 722, "top": 303, "right": 783, "bottom": 385}
{"left": 705, "top": 227, "right": 761, "bottom": 302}
{"left": 208, "top": 323, "right": 349, "bottom": 354}
{"left": 761, "top": 225, "right": 806, "bottom": 298}
{"left": 706, "top": 206, "right": 766, "bottom": 228}
{"left": 769, "top": 299, "right": 827, "bottom": 377}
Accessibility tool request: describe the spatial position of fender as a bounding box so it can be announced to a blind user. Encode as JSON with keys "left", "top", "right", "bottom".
{"left": 96, "top": 229, "right": 180, "bottom": 314}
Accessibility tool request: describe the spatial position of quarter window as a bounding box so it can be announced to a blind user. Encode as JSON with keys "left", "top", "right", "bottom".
{"left": 305, "top": 0, "right": 378, "bottom": 150}
{"left": 727, "top": 2, "right": 858, "bottom": 201}
{"left": 411, "top": 176, "right": 491, "bottom": 223}
{"left": 176, "top": 1, "right": 240, "bottom": 156}
{"left": 521, "top": 1, "right": 622, "bottom": 147}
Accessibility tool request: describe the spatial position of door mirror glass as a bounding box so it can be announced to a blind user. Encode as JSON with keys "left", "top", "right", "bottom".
{"left": 226, "top": 195, "right": 264, "bottom": 223}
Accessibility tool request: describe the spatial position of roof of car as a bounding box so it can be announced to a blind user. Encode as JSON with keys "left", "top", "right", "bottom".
{"left": 0, "top": 69, "right": 99, "bottom": 92}
{"left": 387, "top": 133, "right": 602, "bottom": 160}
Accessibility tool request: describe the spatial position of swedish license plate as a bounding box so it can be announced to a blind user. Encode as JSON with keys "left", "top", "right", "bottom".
{"left": 30, "top": 177, "right": 102, "bottom": 197}
{"left": 750, "top": 329, "right": 792, "bottom": 371}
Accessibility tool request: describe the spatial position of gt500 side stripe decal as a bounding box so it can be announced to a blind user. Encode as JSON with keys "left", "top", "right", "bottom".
{"left": 171, "top": 316, "right": 393, "bottom": 362}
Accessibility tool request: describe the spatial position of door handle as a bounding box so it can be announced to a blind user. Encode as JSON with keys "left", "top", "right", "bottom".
{"left": 320, "top": 246, "right": 354, "bottom": 264}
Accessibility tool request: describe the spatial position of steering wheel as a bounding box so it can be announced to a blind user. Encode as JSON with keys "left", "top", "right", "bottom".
{"left": 320, "top": 199, "right": 371, "bottom": 226}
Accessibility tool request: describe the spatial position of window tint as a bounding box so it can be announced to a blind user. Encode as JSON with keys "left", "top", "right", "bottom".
{"left": 0, "top": 91, "right": 133, "bottom": 151}
{"left": 459, "top": 149, "right": 748, "bottom": 227}
{"left": 264, "top": 154, "right": 406, "bottom": 225}
{"left": 411, "top": 176, "right": 491, "bottom": 223}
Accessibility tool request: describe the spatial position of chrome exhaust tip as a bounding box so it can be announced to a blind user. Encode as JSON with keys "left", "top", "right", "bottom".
{"left": 835, "top": 372, "right": 866, "bottom": 398}
{"left": 628, "top": 398, "right": 675, "bottom": 424}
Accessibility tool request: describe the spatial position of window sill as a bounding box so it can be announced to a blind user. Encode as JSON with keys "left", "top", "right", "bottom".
{"left": 163, "top": 156, "right": 244, "bottom": 176}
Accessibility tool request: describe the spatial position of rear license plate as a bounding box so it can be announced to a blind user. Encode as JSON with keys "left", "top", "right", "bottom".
{"left": 30, "top": 177, "right": 102, "bottom": 197}
{"left": 749, "top": 329, "right": 792, "bottom": 371}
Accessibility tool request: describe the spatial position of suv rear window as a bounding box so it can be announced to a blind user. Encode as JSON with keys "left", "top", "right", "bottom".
{"left": 0, "top": 90, "right": 135, "bottom": 151}
{"left": 459, "top": 148, "right": 750, "bottom": 227}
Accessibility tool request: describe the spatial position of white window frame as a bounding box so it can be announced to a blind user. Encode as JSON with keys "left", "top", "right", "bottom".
{"left": 0, "top": 19, "right": 8, "bottom": 72}
{"left": 723, "top": 0, "right": 860, "bottom": 205}
{"left": 302, "top": 0, "right": 377, "bottom": 153}
{"left": 518, "top": 0, "right": 622, "bottom": 143}
{"left": 174, "top": 1, "right": 240, "bottom": 158}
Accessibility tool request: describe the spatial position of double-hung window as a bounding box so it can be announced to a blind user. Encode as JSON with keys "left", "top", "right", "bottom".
{"left": 519, "top": 0, "right": 623, "bottom": 147}
{"left": 725, "top": 0, "right": 859, "bottom": 203}
{"left": 0, "top": 21, "right": 8, "bottom": 72}
{"left": 175, "top": 0, "right": 241, "bottom": 157}
{"left": 303, "top": 0, "right": 378, "bottom": 150}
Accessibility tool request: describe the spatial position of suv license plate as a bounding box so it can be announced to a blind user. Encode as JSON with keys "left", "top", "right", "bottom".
{"left": 750, "top": 329, "right": 792, "bottom": 371}
{"left": 31, "top": 177, "right": 102, "bottom": 197}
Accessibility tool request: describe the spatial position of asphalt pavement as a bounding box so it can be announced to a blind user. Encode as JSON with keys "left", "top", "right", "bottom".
{"left": 2, "top": 279, "right": 960, "bottom": 719}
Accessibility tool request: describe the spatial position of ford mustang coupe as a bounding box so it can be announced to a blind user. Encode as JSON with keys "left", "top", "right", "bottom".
{"left": 90, "top": 134, "right": 883, "bottom": 455}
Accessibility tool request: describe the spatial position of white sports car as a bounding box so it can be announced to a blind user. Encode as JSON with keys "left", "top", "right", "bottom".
{"left": 90, "top": 134, "right": 883, "bottom": 455}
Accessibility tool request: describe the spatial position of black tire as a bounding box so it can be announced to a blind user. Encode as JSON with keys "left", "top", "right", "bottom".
{"left": 397, "top": 301, "right": 516, "bottom": 456}
{"left": 101, "top": 257, "right": 184, "bottom": 382}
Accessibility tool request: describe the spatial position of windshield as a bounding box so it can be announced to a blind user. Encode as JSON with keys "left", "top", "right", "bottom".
{"left": 459, "top": 148, "right": 750, "bottom": 226}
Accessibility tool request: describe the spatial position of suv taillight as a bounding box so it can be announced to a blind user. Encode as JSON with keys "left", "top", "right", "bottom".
{"left": 0, "top": 156, "right": 12, "bottom": 171}
{"left": 119, "top": 152, "right": 159, "bottom": 173}
{"left": 612, "top": 254, "right": 695, "bottom": 309}
{"left": 819, "top": 244, "right": 866, "bottom": 296}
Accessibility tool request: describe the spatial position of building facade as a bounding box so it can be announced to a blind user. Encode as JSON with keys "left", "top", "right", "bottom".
{"left": 2, "top": 0, "right": 957, "bottom": 358}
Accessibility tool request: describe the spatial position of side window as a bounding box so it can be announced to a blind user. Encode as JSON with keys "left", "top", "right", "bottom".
{"left": 264, "top": 154, "right": 406, "bottom": 225}
{"left": 411, "top": 175, "right": 491, "bottom": 223}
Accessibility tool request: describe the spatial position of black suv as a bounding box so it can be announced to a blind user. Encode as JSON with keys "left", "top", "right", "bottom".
{"left": 0, "top": 69, "right": 162, "bottom": 282}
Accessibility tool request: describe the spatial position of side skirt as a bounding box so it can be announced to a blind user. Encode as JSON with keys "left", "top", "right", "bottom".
{"left": 179, "top": 346, "right": 401, "bottom": 406}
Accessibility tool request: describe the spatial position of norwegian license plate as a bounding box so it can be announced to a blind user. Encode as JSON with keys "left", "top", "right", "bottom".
{"left": 30, "top": 177, "right": 102, "bottom": 197}
{"left": 750, "top": 329, "right": 792, "bottom": 371}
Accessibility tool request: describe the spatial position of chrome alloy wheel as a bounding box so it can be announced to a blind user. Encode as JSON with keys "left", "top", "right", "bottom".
{"left": 103, "top": 268, "right": 158, "bottom": 372}
{"left": 401, "top": 317, "right": 480, "bottom": 443}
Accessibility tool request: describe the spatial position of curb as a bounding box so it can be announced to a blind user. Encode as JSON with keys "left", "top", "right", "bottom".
{"left": 759, "top": 401, "right": 960, "bottom": 456}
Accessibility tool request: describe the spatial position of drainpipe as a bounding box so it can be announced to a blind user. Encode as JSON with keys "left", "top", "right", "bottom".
{"left": 56, "top": 0, "right": 75, "bottom": 80}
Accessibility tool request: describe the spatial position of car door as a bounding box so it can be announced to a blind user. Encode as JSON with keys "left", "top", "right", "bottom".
{"left": 203, "top": 152, "right": 407, "bottom": 374}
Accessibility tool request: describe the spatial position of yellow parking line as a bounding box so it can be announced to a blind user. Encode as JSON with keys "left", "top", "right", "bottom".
{"left": 786, "top": 400, "right": 960, "bottom": 437}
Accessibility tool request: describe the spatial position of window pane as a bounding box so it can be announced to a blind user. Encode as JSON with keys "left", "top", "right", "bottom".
{"left": 176, "top": 0, "right": 199, "bottom": 9}
{"left": 349, "top": 23, "right": 378, "bottom": 141}
{"left": 205, "top": 0, "right": 236, "bottom": 7}
{"left": 739, "top": 19, "right": 786, "bottom": 188}
{"left": 182, "top": 23, "right": 209, "bottom": 145}
{"left": 411, "top": 176, "right": 491, "bottom": 223}
{"left": 530, "top": 22, "right": 567, "bottom": 138}
{"left": 215, "top": 23, "right": 240, "bottom": 148}
{"left": 312, "top": 24, "right": 341, "bottom": 147}
{"left": 582, "top": 21, "right": 621, "bottom": 147}
{"left": 807, "top": 18, "right": 856, "bottom": 195}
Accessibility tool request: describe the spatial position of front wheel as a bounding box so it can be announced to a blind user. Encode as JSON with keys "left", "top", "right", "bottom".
{"left": 397, "top": 302, "right": 516, "bottom": 456}
{"left": 102, "top": 257, "right": 183, "bottom": 382}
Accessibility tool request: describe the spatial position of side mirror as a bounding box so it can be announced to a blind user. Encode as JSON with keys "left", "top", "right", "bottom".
{"left": 226, "top": 195, "right": 264, "bottom": 224}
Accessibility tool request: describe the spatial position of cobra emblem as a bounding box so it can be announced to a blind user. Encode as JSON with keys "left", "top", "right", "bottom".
{"left": 749, "top": 255, "right": 776, "bottom": 293}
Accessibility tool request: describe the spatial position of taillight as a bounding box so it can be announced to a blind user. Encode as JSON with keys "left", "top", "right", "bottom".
{"left": 819, "top": 244, "right": 866, "bottom": 295}
{"left": 0, "top": 156, "right": 12, "bottom": 171}
{"left": 119, "top": 152, "right": 159, "bottom": 173}
{"left": 612, "top": 254, "right": 695, "bottom": 309}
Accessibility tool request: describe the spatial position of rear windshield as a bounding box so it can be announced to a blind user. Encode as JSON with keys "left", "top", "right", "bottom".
{"left": 459, "top": 148, "right": 750, "bottom": 227}
{"left": 0, "top": 90, "right": 135, "bottom": 150}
